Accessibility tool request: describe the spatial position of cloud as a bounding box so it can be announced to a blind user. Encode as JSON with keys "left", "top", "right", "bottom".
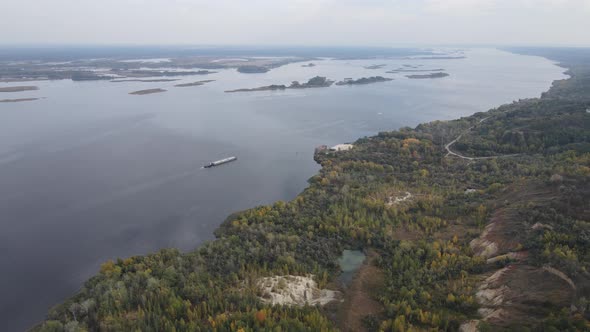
{"left": 425, "top": 0, "right": 497, "bottom": 14}
{"left": 425, "top": 0, "right": 590, "bottom": 13}
{"left": 0, "top": 0, "right": 588, "bottom": 46}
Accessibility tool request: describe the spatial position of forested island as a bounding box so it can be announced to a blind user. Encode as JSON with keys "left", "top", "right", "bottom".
{"left": 335, "top": 76, "right": 393, "bottom": 86}
{"left": 364, "top": 64, "right": 387, "bottom": 69}
{"left": 406, "top": 72, "right": 450, "bottom": 79}
{"left": 226, "top": 84, "right": 287, "bottom": 93}
{"left": 174, "top": 80, "right": 215, "bottom": 87}
{"left": 34, "top": 49, "right": 590, "bottom": 331}
{"left": 226, "top": 76, "right": 334, "bottom": 93}
{"left": 237, "top": 65, "right": 270, "bottom": 74}
{"left": 129, "top": 88, "right": 167, "bottom": 95}
{"left": 0, "top": 98, "right": 40, "bottom": 103}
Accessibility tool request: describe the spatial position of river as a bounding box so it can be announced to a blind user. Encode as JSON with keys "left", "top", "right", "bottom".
{"left": 0, "top": 48, "right": 566, "bottom": 331}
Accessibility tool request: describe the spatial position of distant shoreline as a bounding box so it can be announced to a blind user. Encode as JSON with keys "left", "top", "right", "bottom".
{"left": 111, "top": 79, "right": 180, "bottom": 83}
{"left": 0, "top": 86, "right": 39, "bottom": 92}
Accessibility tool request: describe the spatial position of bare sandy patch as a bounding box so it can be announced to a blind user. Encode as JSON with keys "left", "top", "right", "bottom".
{"left": 387, "top": 191, "right": 413, "bottom": 206}
{"left": 257, "top": 275, "right": 342, "bottom": 306}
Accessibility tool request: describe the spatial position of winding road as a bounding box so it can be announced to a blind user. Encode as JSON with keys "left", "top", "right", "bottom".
{"left": 444, "top": 116, "right": 520, "bottom": 160}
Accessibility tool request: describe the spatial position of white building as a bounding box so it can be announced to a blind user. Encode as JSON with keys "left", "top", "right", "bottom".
{"left": 330, "top": 144, "right": 354, "bottom": 152}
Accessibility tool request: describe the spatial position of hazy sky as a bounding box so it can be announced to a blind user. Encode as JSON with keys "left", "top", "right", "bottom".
{"left": 1, "top": 0, "right": 589, "bottom": 46}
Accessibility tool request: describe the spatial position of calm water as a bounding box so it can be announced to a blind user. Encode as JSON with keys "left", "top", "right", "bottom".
{"left": 338, "top": 250, "right": 366, "bottom": 286}
{"left": 0, "top": 48, "right": 566, "bottom": 331}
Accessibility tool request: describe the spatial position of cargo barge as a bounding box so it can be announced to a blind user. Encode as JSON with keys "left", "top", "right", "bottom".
{"left": 204, "top": 156, "right": 237, "bottom": 168}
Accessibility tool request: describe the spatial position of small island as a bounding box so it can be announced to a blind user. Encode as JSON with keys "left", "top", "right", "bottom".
{"left": 290, "top": 76, "right": 333, "bottom": 88}
{"left": 0, "top": 98, "right": 40, "bottom": 103}
{"left": 406, "top": 72, "right": 450, "bottom": 79}
{"left": 302, "top": 63, "right": 316, "bottom": 67}
{"left": 129, "top": 88, "right": 167, "bottom": 95}
{"left": 364, "top": 64, "right": 387, "bottom": 69}
{"left": 111, "top": 79, "right": 180, "bottom": 83}
{"left": 237, "top": 65, "right": 270, "bottom": 74}
{"left": 411, "top": 56, "right": 466, "bottom": 60}
{"left": 226, "top": 76, "right": 333, "bottom": 93}
{"left": 226, "top": 84, "right": 287, "bottom": 93}
{"left": 0, "top": 86, "right": 39, "bottom": 92}
{"left": 335, "top": 76, "right": 393, "bottom": 86}
{"left": 387, "top": 68, "right": 445, "bottom": 73}
{"left": 174, "top": 80, "right": 215, "bottom": 87}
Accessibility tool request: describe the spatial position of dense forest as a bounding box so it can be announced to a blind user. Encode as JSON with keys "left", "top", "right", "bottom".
{"left": 35, "top": 49, "right": 590, "bottom": 331}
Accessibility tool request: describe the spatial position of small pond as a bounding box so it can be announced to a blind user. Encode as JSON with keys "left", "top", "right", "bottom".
{"left": 338, "top": 250, "right": 366, "bottom": 285}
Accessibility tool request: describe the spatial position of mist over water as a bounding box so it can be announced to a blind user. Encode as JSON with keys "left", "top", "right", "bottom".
{"left": 0, "top": 48, "right": 566, "bottom": 331}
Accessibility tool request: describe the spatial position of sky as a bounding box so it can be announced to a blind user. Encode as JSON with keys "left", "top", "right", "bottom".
{"left": 1, "top": 0, "right": 589, "bottom": 47}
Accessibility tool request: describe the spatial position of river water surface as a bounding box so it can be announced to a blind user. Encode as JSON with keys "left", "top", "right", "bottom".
{"left": 0, "top": 48, "right": 566, "bottom": 330}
